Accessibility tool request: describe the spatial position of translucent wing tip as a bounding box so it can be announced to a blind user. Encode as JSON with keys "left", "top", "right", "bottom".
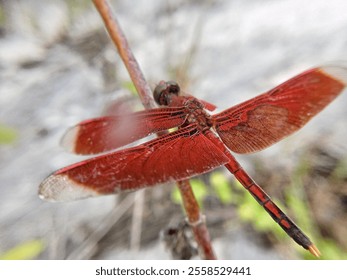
{"left": 60, "top": 126, "right": 79, "bottom": 153}
{"left": 320, "top": 65, "right": 347, "bottom": 85}
{"left": 39, "top": 173, "right": 98, "bottom": 202}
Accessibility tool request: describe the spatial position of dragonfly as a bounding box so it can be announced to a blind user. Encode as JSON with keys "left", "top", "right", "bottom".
{"left": 39, "top": 66, "right": 347, "bottom": 257}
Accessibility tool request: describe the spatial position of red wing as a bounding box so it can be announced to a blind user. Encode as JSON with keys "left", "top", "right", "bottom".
{"left": 198, "top": 98, "right": 217, "bottom": 111}
{"left": 62, "top": 106, "right": 187, "bottom": 155}
{"left": 212, "top": 66, "right": 347, "bottom": 154}
{"left": 39, "top": 124, "right": 229, "bottom": 201}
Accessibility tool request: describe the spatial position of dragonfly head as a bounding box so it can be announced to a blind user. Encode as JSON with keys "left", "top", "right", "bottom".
{"left": 153, "top": 80, "right": 180, "bottom": 106}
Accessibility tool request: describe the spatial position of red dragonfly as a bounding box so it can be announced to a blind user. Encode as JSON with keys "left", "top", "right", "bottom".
{"left": 39, "top": 66, "right": 347, "bottom": 257}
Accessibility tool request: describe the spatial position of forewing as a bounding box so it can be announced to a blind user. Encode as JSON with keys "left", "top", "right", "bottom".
{"left": 213, "top": 66, "right": 347, "bottom": 154}
{"left": 62, "top": 106, "right": 187, "bottom": 155}
{"left": 39, "top": 124, "right": 229, "bottom": 201}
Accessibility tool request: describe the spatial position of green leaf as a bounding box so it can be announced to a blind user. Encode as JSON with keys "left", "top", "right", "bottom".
{"left": 332, "top": 158, "right": 347, "bottom": 180}
{"left": 190, "top": 179, "right": 208, "bottom": 206}
{"left": 171, "top": 179, "right": 208, "bottom": 208}
{"left": 0, "top": 5, "right": 5, "bottom": 25}
{"left": 122, "top": 81, "right": 137, "bottom": 95}
{"left": 237, "top": 193, "right": 271, "bottom": 231}
{"left": 286, "top": 191, "right": 312, "bottom": 231}
{"left": 317, "top": 239, "right": 347, "bottom": 260}
{"left": 285, "top": 167, "right": 316, "bottom": 236}
{"left": 236, "top": 184, "right": 286, "bottom": 238}
{"left": 0, "top": 124, "right": 17, "bottom": 144}
{"left": 0, "top": 240, "right": 45, "bottom": 260}
{"left": 210, "top": 172, "right": 233, "bottom": 204}
{"left": 171, "top": 185, "right": 182, "bottom": 205}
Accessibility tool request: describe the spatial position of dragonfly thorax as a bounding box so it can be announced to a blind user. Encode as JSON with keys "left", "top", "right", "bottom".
{"left": 183, "top": 98, "right": 212, "bottom": 131}
{"left": 153, "top": 81, "right": 213, "bottom": 131}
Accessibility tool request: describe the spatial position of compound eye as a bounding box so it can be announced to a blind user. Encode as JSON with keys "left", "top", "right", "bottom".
{"left": 153, "top": 81, "right": 181, "bottom": 106}
{"left": 153, "top": 82, "right": 168, "bottom": 105}
{"left": 166, "top": 81, "right": 180, "bottom": 95}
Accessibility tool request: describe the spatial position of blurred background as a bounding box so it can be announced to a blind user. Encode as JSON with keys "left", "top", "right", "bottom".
{"left": 0, "top": 0, "right": 347, "bottom": 260}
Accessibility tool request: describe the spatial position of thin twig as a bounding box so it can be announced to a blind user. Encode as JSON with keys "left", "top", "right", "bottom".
{"left": 92, "top": 0, "right": 216, "bottom": 259}
{"left": 92, "top": 0, "right": 155, "bottom": 109}
{"left": 130, "top": 189, "right": 145, "bottom": 251}
{"left": 177, "top": 180, "right": 216, "bottom": 259}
